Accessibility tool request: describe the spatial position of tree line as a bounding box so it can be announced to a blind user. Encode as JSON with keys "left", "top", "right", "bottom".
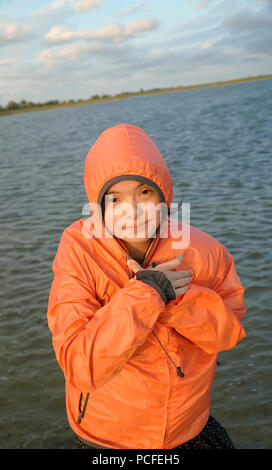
{"left": 0, "top": 97, "right": 96, "bottom": 112}
{"left": 1, "top": 76, "right": 271, "bottom": 115}
{"left": 0, "top": 89, "right": 164, "bottom": 113}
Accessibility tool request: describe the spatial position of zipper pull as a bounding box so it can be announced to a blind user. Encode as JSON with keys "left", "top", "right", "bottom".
{"left": 77, "top": 392, "right": 90, "bottom": 424}
{"left": 176, "top": 366, "right": 185, "bottom": 378}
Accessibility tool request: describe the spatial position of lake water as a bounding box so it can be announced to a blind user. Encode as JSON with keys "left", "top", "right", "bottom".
{"left": 0, "top": 79, "right": 271, "bottom": 449}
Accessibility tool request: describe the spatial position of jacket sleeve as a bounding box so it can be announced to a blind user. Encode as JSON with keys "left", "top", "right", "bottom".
{"left": 159, "top": 244, "right": 246, "bottom": 354}
{"left": 47, "top": 233, "right": 165, "bottom": 393}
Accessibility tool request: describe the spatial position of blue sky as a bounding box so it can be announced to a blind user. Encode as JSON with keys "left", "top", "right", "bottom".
{"left": 0, "top": 0, "right": 271, "bottom": 106}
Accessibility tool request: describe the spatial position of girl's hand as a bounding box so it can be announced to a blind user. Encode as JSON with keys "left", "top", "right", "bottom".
{"left": 127, "top": 254, "right": 193, "bottom": 298}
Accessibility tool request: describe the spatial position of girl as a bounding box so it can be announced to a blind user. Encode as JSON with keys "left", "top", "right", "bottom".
{"left": 47, "top": 123, "right": 246, "bottom": 449}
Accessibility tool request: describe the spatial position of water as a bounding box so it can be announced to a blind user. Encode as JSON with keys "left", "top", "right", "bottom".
{"left": 0, "top": 79, "right": 271, "bottom": 449}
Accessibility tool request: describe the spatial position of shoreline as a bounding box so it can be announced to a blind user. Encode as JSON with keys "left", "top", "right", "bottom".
{"left": 1, "top": 74, "right": 271, "bottom": 117}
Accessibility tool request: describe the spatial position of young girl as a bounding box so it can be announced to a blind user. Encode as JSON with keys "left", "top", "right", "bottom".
{"left": 47, "top": 123, "right": 246, "bottom": 449}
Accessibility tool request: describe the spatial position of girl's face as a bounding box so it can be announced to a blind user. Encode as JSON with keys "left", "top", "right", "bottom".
{"left": 104, "top": 180, "right": 163, "bottom": 247}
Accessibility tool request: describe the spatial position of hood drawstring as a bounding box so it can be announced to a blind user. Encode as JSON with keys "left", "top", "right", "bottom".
{"left": 152, "top": 331, "right": 184, "bottom": 378}
{"left": 126, "top": 257, "right": 185, "bottom": 379}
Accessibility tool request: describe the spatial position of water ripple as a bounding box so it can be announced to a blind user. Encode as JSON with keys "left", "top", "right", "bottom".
{"left": 0, "top": 79, "right": 271, "bottom": 448}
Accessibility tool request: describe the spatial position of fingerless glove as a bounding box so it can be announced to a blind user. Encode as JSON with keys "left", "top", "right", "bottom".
{"left": 135, "top": 270, "right": 176, "bottom": 304}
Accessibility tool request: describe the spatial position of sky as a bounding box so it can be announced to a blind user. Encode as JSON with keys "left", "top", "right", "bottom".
{"left": 0, "top": 0, "right": 271, "bottom": 106}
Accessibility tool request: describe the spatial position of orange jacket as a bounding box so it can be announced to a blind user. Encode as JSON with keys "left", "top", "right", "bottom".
{"left": 47, "top": 124, "right": 246, "bottom": 449}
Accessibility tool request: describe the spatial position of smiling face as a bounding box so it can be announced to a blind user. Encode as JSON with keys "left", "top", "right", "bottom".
{"left": 103, "top": 179, "right": 163, "bottom": 256}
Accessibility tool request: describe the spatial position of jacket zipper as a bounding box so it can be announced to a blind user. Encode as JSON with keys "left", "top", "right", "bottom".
{"left": 76, "top": 227, "right": 181, "bottom": 426}
{"left": 77, "top": 392, "right": 90, "bottom": 424}
{"left": 163, "top": 328, "right": 171, "bottom": 445}
{"left": 76, "top": 240, "right": 158, "bottom": 425}
{"left": 126, "top": 246, "right": 185, "bottom": 445}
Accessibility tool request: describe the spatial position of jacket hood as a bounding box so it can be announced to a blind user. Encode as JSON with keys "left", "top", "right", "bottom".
{"left": 84, "top": 124, "right": 173, "bottom": 208}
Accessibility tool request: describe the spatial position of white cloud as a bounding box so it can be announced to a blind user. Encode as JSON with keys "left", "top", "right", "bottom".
{"left": 114, "top": 1, "right": 150, "bottom": 18}
{"left": 0, "top": 56, "right": 18, "bottom": 65}
{"left": 39, "top": 40, "right": 116, "bottom": 66}
{"left": 39, "top": 43, "right": 88, "bottom": 66}
{"left": 2, "top": 0, "right": 271, "bottom": 106}
{"left": 45, "top": 18, "right": 159, "bottom": 44}
{"left": 29, "top": 0, "right": 72, "bottom": 28}
{"left": 0, "top": 22, "right": 31, "bottom": 46}
{"left": 95, "top": 23, "right": 126, "bottom": 42}
{"left": 196, "top": 0, "right": 212, "bottom": 9}
{"left": 73, "top": 0, "right": 102, "bottom": 14}
{"left": 45, "top": 25, "right": 77, "bottom": 43}
{"left": 201, "top": 41, "right": 212, "bottom": 49}
{"left": 125, "top": 18, "right": 158, "bottom": 35}
{"left": 96, "top": 18, "right": 159, "bottom": 41}
{"left": 31, "top": 0, "right": 68, "bottom": 16}
{"left": 189, "top": 0, "right": 218, "bottom": 10}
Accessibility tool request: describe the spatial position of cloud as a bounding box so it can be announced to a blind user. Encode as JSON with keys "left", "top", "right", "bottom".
{"left": 31, "top": 0, "right": 69, "bottom": 16}
{"left": 73, "top": 0, "right": 102, "bottom": 14}
{"left": 189, "top": 0, "right": 217, "bottom": 10}
{"left": 39, "top": 42, "right": 92, "bottom": 66}
{"left": 45, "top": 18, "right": 159, "bottom": 44}
{"left": 39, "top": 40, "right": 128, "bottom": 67}
{"left": 39, "top": 30, "right": 153, "bottom": 69}
{"left": 221, "top": 7, "right": 272, "bottom": 58}
{"left": 0, "top": 22, "right": 31, "bottom": 46}
{"left": 201, "top": 41, "right": 212, "bottom": 49}
{"left": 0, "top": 56, "right": 18, "bottom": 65}
{"left": 28, "top": 0, "right": 73, "bottom": 35}
{"left": 125, "top": 18, "right": 158, "bottom": 35}
{"left": 114, "top": 1, "right": 150, "bottom": 18}
{"left": 45, "top": 25, "right": 77, "bottom": 43}
{"left": 39, "top": 31, "right": 222, "bottom": 74}
{"left": 223, "top": 8, "right": 272, "bottom": 33}
{"left": 162, "top": 0, "right": 272, "bottom": 67}
{"left": 2, "top": 0, "right": 272, "bottom": 106}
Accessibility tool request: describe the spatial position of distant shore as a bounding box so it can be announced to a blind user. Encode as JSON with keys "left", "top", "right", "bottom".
{"left": 1, "top": 74, "right": 271, "bottom": 117}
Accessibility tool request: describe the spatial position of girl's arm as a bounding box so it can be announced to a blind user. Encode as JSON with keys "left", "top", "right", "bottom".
{"left": 47, "top": 233, "right": 165, "bottom": 393}
{"left": 160, "top": 245, "right": 246, "bottom": 354}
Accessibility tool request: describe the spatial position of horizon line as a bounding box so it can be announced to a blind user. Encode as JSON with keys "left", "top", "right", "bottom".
{"left": 1, "top": 73, "right": 271, "bottom": 117}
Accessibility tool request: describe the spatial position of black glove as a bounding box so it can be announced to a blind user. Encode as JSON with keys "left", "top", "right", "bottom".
{"left": 135, "top": 270, "right": 176, "bottom": 304}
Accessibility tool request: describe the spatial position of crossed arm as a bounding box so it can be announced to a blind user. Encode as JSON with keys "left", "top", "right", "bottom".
{"left": 128, "top": 247, "right": 246, "bottom": 354}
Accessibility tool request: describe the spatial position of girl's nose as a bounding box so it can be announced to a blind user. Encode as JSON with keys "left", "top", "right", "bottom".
{"left": 131, "top": 199, "right": 139, "bottom": 220}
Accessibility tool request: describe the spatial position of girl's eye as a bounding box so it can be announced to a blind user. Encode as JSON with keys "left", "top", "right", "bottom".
{"left": 106, "top": 196, "right": 118, "bottom": 204}
{"left": 141, "top": 188, "right": 151, "bottom": 196}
